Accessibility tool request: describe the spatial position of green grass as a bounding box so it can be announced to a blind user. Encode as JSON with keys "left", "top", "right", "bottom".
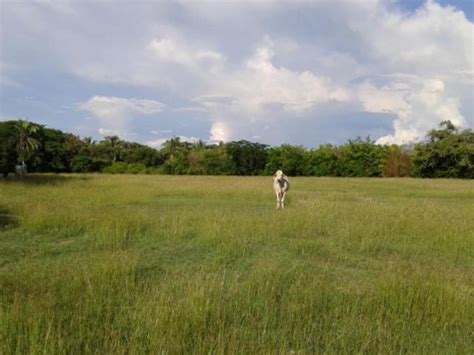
{"left": 0, "top": 174, "right": 473, "bottom": 353}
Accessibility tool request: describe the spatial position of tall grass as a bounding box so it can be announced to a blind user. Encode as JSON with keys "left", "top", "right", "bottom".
{"left": 0, "top": 175, "right": 473, "bottom": 353}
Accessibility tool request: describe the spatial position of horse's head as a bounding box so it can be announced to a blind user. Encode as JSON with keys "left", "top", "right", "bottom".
{"left": 274, "top": 170, "right": 287, "bottom": 184}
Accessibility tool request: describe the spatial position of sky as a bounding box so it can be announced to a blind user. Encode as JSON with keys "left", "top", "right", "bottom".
{"left": 1, "top": 0, "right": 473, "bottom": 148}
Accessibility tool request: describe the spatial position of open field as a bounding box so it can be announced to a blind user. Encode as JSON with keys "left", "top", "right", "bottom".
{"left": 0, "top": 174, "right": 473, "bottom": 353}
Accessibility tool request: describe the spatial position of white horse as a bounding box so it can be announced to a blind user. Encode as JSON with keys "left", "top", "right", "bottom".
{"left": 15, "top": 163, "right": 27, "bottom": 178}
{"left": 273, "top": 170, "right": 290, "bottom": 209}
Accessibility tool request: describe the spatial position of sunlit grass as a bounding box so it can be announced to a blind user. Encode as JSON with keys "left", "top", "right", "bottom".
{"left": 1, "top": 174, "right": 473, "bottom": 353}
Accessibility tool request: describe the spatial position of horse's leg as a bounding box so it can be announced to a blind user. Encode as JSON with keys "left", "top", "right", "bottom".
{"left": 275, "top": 191, "right": 281, "bottom": 209}
{"left": 281, "top": 191, "right": 286, "bottom": 209}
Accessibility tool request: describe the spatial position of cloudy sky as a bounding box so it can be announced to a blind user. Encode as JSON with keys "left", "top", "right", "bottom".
{"left": 1, "top": 0, "right": 473, "bottom": 148}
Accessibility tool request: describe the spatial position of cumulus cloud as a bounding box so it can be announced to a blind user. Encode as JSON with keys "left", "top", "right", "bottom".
{"left": 80, "top": 96, "right": 166, "bottom": 137}
{"left": 72, "top": 36, "right": 226, "bottom": 90}
{"left": 358, "top": 78, "right": 466, "bottom": 144}
{"left": 210, "top": 121, "right": 231, "bottom": 142}
{"left": 219, "top": 44, "right": 351, "bottom": 113}
{"left": 148, "top": 38, "right": 225, "bottom": 71}
{"left": 81, "top": 96, "right": 165, "bottom": 119}
{"left": 1, "top": 0, "right": 473, "bottom": 146}
{"left": 191, "top": 42, "right": 352, "bottom": 141}
{"left": 72, "top": 1, "right": 472, "bottom": 144}
{"left": 366, "top": 0, "right": 472, "bottom": 77}
{"left": 98, "top": 127, "right": 121, "bottom": 137}
{"left": 345, "top": 0, "right": 472, "bottom": 143}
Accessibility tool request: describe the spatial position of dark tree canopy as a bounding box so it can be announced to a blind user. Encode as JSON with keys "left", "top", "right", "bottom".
{"left": 0, "top": 119, "right": 472, "bottom": 178}
{"left": 0, "top": 121, "right": 18, "bottom": 177}
{"left": 226, "top": 140, "right": 268, "bottom": 175}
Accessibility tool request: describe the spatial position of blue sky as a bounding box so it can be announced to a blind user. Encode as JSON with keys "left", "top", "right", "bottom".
{"left": 1, "top": 0, "right": 473, "bottom": 148}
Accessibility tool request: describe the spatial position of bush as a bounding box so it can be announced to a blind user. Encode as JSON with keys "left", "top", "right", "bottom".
{"left": 337, "top": 137, "right": 385, "bottom": 177}
{"left": 382, "top": 145, "right": 412, "bottom": 177}
{"left": 71, "top": 155, "right": 101, "bottom": 173}
{"left": 265, "top": 145, "right": 308, "bottom": 176}
{"left": 412, "top": 121, "right": 474, "bottom": 178}
{"left": 306, "top": 145, "right": 340, "bottom": 176}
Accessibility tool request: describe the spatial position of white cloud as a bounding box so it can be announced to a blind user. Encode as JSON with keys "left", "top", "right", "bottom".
{"left": 98, "top": 127, "right": 121, "bottom": 137}
{"left": 73, "top": 36, "right": 226, "bottom": 89}
{"left": 72, "top": 1, "right": 471, "bottom": 145}
{"left": 229, "top": 44, "right": 351, "bottom": 113}
{"left": 347, "top": 0, "right": 472, "bottom": 143}
{"left": 151, "top": 129, "right": 173, "bottom": 135}
{"left": 210, "top": 121, "right": 231, "bottom": 142}
{"left": 80, "top": 96, "right": 166, "bottom": 135}
{"left": 2, "top": 0, "right": 473, "bottom": 146}
{"left": 358, "top": 78, "right": 466, "bottom": 144}
{"left": 367, "top": 0, "right": 472, "bottom": 77}
{"left": 80, "top": 96, "right": 165, "bottom": 119}
{"left": 79, "top": 96, "right": 166, "bottom": 140}
{"left": 145, "top": 138, "right": 168, "bottom": 148}
{"left": 148, "top": 38, "right": 225, "bottom": 70}
{"left": 64, "top": 2, "right": 474, "bottom": 144}
{"left": 193, "top": 42, "right": 352, "bottom": 141}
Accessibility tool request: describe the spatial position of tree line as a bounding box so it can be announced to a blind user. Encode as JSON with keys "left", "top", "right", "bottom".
{"left": 1, "top": 120, "right": 473, "bottom": 178}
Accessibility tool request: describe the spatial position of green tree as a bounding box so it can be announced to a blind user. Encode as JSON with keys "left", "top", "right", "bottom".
{"left": 337, "top": 137, "right": 385, "bottom": 177}
{"left": 202, "top": 145, "right": 233, "bottom": 175}
{"left": 71, "top": 155, "right": 96, "bottom": 173}
{"left": 102, "top": 136, "right": 124, "bottom": 163}
{"left": 412, "top": 121, "right": 474, "bottom": 178}
{"left": 161, "top": 137, "right": 183, "bottom": 160}
{"left": 14, "top": 119, "right": 40, "bottom": 166}
{"left": 306, "top": 144, "right": 340, "bottom": 176}
{"left": 33, "top": 128, "right": 83, "bottom": 172}
{"left": 226, "top": 140, "right": 268, "bottom": 175}
{"left": 0, "top": 121, "right": 18, "bottom": 177}
{"left": 121, "top": 143, "right": 163, "bottom": 167}
{"left": 159, "top": 138, "right": 192, "bottom": 174}
{"left": 265, "top": 144, "right": 308, "bottom": 176}
{"left": 185, "top": 144, "right": 233, "bottom": 175}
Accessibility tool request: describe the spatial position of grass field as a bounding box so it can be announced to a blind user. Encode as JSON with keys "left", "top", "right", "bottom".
{"left": 0, "top": 174, "right": 473, "bottom": 353}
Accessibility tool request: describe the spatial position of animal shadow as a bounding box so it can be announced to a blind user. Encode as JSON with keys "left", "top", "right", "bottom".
{"left": 0, "top": 207, "right": 18, "bottom": 230}
{"left": 2, "top": 174, "right": 91, "bottom": 186}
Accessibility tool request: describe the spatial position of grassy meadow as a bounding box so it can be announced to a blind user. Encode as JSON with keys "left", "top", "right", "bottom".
{"left": 0, "top": 174, "right": 473, "bottom": 353}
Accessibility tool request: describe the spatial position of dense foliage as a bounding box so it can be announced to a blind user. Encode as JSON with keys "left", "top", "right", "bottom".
{"left": 0, "top": 120, "right": 472, "bottom": 178}
{"left": 411, "top": 121, "right": 474, "bottom": 178}
{"left": 0, "top": 121, "right": 18, "bottom": 177}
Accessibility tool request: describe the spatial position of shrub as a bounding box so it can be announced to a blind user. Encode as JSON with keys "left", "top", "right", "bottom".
{"left": 412, "top": 121, "right": 474, "bottom": 178}
{"left": 265, "top": 145, "right": 308, "bottom": 176}
{"left": 382, "top": 145, "right": 412, "bottom": 177}
{"left": 337, "top": 137, "right": 385, "bottom": 177}
{"left": 306, "top": 145, "right": 340, "bottom": 176}
{"left": 71, "top": 155, "right": 99, "bottom": 173}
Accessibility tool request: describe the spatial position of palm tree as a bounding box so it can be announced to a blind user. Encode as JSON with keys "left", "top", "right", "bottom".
{"left": 161, "top": 137, "right": 182, "bottom": 159}
{"left": 82, "top": 137, "right": 96, "bottom": 146}
{"left": 14, "top": 119, "right": 40, "bottom": 166}
{"left": 192, "top": 139, "right": 206, "bottom": 150}
{"left": 103, "top": 135, "right": 123, "bottom": 162}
